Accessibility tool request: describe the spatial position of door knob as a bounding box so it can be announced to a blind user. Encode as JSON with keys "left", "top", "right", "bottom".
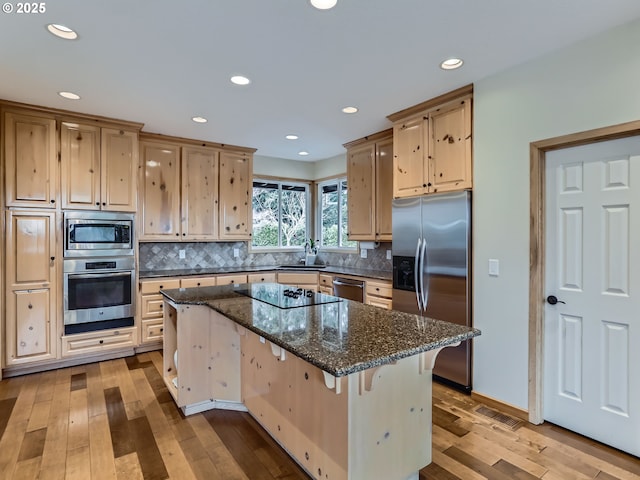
{"left": 547, "top": 295, "right": 565, "bottom": 305}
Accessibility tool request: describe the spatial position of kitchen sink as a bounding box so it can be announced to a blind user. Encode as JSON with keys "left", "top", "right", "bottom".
{"left": 277, "top": 264, "right": 327, "bottom": 269}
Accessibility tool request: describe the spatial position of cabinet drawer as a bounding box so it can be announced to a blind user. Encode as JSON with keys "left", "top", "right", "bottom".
{"left": 247, "top": 272, "right": 277, "bottom": 283}
{"left": 61, "top": 327, "right": 137, "bottom": 357}
{"left": 318, "top": 274, "right": 333, "bottom": 287}
{"left": 319, "top": 286, "right": 333, "bottom": 295}
{"left": 366, "top": 296, "right": 393, "bottom": 310}
{"left": 140, "top": 278, "right": 180, "bottom": 295}
{"left": 366, "top": 280, "right": 392, "bottom": 298}
{"left": 180, "top": 277, "right": 217, "bottom": 288}
{"left": 141, "top": 294, "right": 164, "bottom": 319}
{"left": 216, "top": 274, "right": 248, "bottom": 285}
{"left": 278, "top": 272, "right": 318, "bottom": 285}
{"left": 141, "top": 319, "right": 164, "bottom": 343}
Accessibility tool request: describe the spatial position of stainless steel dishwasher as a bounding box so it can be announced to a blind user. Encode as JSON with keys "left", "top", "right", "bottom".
{"left": 332, "top": 277, "right": 365, "bottom": 302}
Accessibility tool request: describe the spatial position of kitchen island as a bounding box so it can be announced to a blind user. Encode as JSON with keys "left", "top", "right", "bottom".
{"left": 161, "top": 283, "right": 480, "bottom": 480}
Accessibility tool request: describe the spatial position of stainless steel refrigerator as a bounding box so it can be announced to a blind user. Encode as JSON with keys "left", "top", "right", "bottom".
{"left": 392, "top": 190, "right": 472, "bottom": 391}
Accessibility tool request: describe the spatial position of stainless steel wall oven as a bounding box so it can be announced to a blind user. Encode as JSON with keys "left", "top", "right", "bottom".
{"left": 63, "top": 211, "right": 135, "bottom": 335}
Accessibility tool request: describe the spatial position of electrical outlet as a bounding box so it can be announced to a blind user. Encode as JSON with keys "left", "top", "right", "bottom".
{"left": 179, "top": 249, "right": 186, "bottom": 259}
{"left": 488, "top": 259, "right": 499, "bottom": 276}
{"left": 360, "top": 248, "right": 367, "bottom": 259}
{"left": 386, "top": 250, "right": 392, "bottom": 260}
{"left": 233, "top": 248, "right": 240, "bottom": 258}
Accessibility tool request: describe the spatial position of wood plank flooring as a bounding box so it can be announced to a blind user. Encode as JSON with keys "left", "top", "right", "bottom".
{"left": 0, "top": 352, "right": 637, "bottom": 479}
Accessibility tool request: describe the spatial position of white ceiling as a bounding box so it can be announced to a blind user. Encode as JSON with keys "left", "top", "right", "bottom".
{"left": 2, "top": 0, "right": 640, "bottom": 161}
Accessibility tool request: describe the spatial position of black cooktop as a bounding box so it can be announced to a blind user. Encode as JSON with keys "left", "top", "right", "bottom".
{"left": 236, "top": 283, "right": 342, "bottom": 309}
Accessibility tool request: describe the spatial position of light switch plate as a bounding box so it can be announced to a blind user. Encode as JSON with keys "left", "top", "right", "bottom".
{"left": 179, "top": 249, "right": 186, "bottom": 259}
{"left": 360, "top": 248, "right": 367, "bottom": 259}
{"left": 233, "top": 248, "right": 240, "bottom": 258}
{"left": 488, "top": 258, "right": 499, "bottom": 276}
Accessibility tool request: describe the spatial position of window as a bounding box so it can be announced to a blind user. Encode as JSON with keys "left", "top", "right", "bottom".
{"left": 317, "top": 177, "right": 356, "bottom": 250}
{"left": 252, "top": 179, "right": 310, "bottom": 249}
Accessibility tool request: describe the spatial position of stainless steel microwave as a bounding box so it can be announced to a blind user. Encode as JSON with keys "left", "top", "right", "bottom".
{"left": 64, "top": 211, "right": 134, "bottom": 257}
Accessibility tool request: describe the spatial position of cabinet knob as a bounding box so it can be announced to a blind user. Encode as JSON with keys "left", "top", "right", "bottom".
{"left": 102, "top": 202, "right": 106, "bottom": 206}
{"left": 50, "top": 199, "right": 55, "bottom": 203}
{"left": 182, "top": 233, "right": 186, "bottom": 236}
{"left": 160, "top": 328, "right": 163, "bottom": 332}
{"left": 99, "top": 340, "right": 104, "bottom": 344}
{"left": 28, "top": 303, "right": 33, "bottom": 309}
{"left": 176, "top": 233, "right": 179, "bottom": 236}
{"left": 50, "top": 256, "right": 55, "bottom": 261}
{"left": 159, "top": 285, "right": 164, "bottom": 289}
{"left": 96, "top": 202, "right": 100, "bottom": 206}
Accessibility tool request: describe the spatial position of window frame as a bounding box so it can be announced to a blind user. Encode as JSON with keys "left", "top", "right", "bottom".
{"left": 316, "top": 176, "right": 357, "bottom": 253}
{"left": 250, "top": 178, "right": 312, "bottom": 252}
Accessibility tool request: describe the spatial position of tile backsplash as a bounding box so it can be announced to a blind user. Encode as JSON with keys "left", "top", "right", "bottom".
{"left": 139, "top": 242, "right": 392, "bottom": 272}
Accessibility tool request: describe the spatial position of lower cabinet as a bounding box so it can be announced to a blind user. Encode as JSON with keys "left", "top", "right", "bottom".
{"left": 365, "top": 279, "right": 393, "bottom": 310}
{"left": 247, "top": 272, "right": 277, "bottom": 283}
{"left": 139, "top": 278, "right": 181, "bottom": 346}
{"left": 277, "top": 272, "right": 319, "bottom": 292}
{"left": 61, "top": 327, "right": 138, "bottom": 357}
{"left": 5, "top": 288, "right": 57, "bottom": 365}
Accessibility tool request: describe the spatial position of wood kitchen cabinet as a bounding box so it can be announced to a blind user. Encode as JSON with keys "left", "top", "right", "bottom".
{"left": 3, "top": 109, "right": 58, "bottom": 208}
{"left": 61, "top": 123, "right": 138, "bottom": 212}
{"left": 4, "top": 209, "right": 58, "bottom": 365}
{"left": 344, "top": 130, "right": 393, "bottom": 241}
{"left": 388, "top": 85, "right": 473, "bottom": 198}
{"left": 365, "top": 279, "right": 393, "bottom": 310}
{"left": 139, "top": 140, "right": 182, "bottom": 239}
{"left": 182, "top": 146, "right": 219, "bottom": 240}
{"left": 139, "top": 278, "right": 181, "bottom": 345}
{"left": 139, "top": 134, "right": 254, "bottom": 241}
{"left": 219, "top": 151, "right": 252, "bottom": 240}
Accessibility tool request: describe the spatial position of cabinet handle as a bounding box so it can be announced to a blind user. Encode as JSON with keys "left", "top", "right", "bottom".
{"left": 99, "top": 340, "right": 104, "bottom": 344}
{"left": 50, "top": 199, "right": 55, "bottom": 203}
{"left": 160, "top": 328, "right": 163, "bottom": 332}
{"left": 50, "top": 256, "right": 55, "bottom": 261}
{"left": 102, "top": 202, "right": 106, "bottom": 206}
{"left": 159, "top": 285, "right": 163, "bottom": 289}
{"left": 176, "top": 233, "right": 179, "bottom": 236}
{"left": 28, "top": 303, "right": 33, "bottom": 309}
{"left": 182, "top": 233, "right": 186, "bottom": 236}
{"left": 96, "top": 202, "right": 100, "bottom": 206}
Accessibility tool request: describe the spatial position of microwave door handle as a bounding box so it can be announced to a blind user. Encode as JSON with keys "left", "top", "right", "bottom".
{"left": 421, "top": 239, "right": 429, "bottom": 311}
{"left": 69, "top": 272, "right": 131, "bottom": 280}
{"left": 414, "top": 238, "right": 422, "bottom": 311}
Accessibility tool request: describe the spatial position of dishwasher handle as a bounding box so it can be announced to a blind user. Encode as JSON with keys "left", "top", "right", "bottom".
{"left": 332, "top": 277, "right": 365, "bottom": 303}
{"left": 332, "top": 279, "right": 364, "bottom": 288}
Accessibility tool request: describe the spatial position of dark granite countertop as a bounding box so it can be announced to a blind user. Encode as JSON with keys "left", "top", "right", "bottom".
{"left": 161, "top": 283, "right": 480, "bottom": 378}
{"left": 140, "top": 265, "right": 392, "bottom": 281}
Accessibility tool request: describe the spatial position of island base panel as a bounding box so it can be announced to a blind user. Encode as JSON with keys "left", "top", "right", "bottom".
{"left": 240, "top": 328, "right": 434, "bottom": 480}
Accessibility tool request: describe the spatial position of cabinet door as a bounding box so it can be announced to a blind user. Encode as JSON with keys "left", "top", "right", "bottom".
{"left": 428, "top": 98, "right": 472, "bottom": 193}
{"left": 393, "top": 117, "right": 428, "bottom": 198}
{"left": 375, "top": 137, "right": 393, "bottom": 241}
{"left": 139, "top": 141, "right": 181, "bottom": 239}
{"left": 5, "top": 210, "right": 56, "bottom": 289}
{"left": 219, "top": 151, "right": 252, "bottom": 240}
{"left": 61, "top": 122, "right": 101, "bottom": 210}
{"left": 6, "top": 288, "right": 56, "bottom": 364}
{"left": 4, "top": 111, "right": 57, "bottom": 207}
{"left": 102, "top": 128, "right": 138, "bottom": 212}
{"left": 182, "top": 146, "right": 219, "bottom": 240}
{"left": 347, "top": 143, "right": 375, "bottom": 240}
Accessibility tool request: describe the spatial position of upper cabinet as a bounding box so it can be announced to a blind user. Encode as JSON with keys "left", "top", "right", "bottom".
{"left": 61, "top": 124, "right": 138, "bottom": 212}
{"left": 3, "top": 110, "right": 58, "bottom": 208}
{"left": 139, "top": 134, "right": 254, "bottom": 242}
{"left": 2, "top": 104, "right": 142, "bottom": 211}
{"left": 218, "top": 151, "right": 252, "bottom": 240}
{"left": 139, "top": 140, "right": 181, "bottom": 240}
{"left": 388, "top": 85, "right": 473, "bottom": 198}
{"left": 344, "top": 129, "right": 393, "bottom": 241}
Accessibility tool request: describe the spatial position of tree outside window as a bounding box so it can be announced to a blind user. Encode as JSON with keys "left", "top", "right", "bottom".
{"left": 318, "top": 178, "right": 356, "bottom": 250}
{"left": 252, "top": 180, "right": 309, "bottom": 249}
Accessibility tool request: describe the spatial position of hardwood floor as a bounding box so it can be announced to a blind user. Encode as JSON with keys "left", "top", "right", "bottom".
{"left": 0, "top": 353, "right": 637, "bottom": 479}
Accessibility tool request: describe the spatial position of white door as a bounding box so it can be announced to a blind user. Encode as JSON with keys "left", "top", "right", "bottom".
{"left": 544, "top": 136, "right": 640, "bottom": 456}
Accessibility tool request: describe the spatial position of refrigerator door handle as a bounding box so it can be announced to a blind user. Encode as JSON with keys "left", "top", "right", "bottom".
{"left": 414, "top": 238, "right": 422, "bottom": 311}
{"left": 421, "top": 239, "right": 429, "bottom": 310}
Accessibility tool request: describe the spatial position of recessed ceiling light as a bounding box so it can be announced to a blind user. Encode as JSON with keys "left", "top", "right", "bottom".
{"left": 58, "top": 91, "right": 80, "bottom": 100}
{"left": 440, "top": 58, "right": 464, "bottom": 70}
{"left": 342, "top": 106, "right": 358, "bottom": 114}
{"left": 298, "top": 151, "right": 310, "bottom": 156}
{"left": 192, "top": 116, "right": 208, "bottom": 123}
{"left": 47, "top": 24, "right": 78, "bottom": 40}
{"left": 230, "top": 75, "right": 251, "bottom": 86}
{"left": 310, "top": 0, "right": 337, "bottom": 10}
{"left": 285, "top": 134, "right": 299, "bottom": 140}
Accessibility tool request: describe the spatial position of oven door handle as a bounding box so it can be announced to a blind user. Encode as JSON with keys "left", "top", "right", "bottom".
{"left": 68, "top": 272, "right": 132, "bottom": 279}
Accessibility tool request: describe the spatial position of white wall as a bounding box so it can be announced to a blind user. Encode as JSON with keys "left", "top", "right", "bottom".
{"left": 473, "top": 19, "right": 640, "bottom": 409}
{"left": 253, "top": 153, "right": 346, "bottom": 181}
{"left": 253, "top": 155, "right": 316, "bottom": 180}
